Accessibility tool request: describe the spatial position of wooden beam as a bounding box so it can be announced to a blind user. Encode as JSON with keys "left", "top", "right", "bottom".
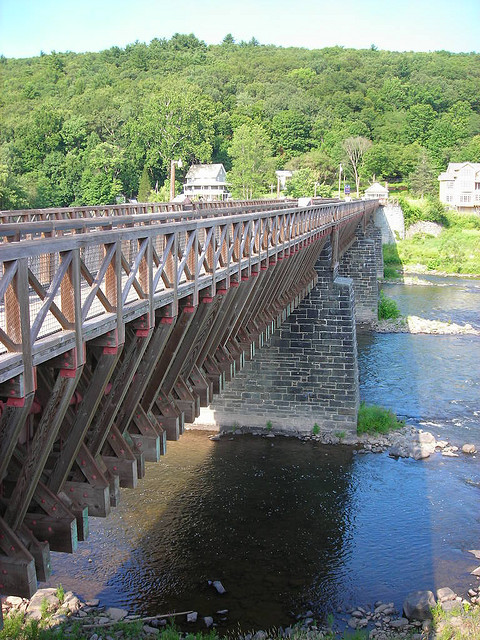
{"left": 18, "top": 524, "right": 51, "bottom": 582}
{"left": 0, "top": 394, "right": 34, "bottom": 483}
{"left": 162, "top": 296, "right": 218, "bottom": 397}
{"left": 48, "top": 347, "right": 121, "bottom": 494}
{"left": 23, "top": 513, "right": 77, "bottom": 554}
{"left": 142, "top": 303, "right": 196, "bottom": 413}
{"left": 102, "top": 425, "right": 138, "bottom": 489}
{"left": 114, "top": 317, "right": 175, "bottom": 435}
{"left": 86, "top": 322, "right": 151, "bottom": 458}
{"left": 4, "top": 366, "right": 82, "bottom": 531}
{"left": 0, "top": 515, "right": 37, "bottom": 598}
{"left": 130, "top": 405, "right": 164, "bottom": 462}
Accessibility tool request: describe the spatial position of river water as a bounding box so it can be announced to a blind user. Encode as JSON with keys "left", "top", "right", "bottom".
{"left": 46, "top": 275, "right": 480, "bottom": 631}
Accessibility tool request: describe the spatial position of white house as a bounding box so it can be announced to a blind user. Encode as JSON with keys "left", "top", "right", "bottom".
{"left": 183, "top": 164, "right": 229, "bottom": 201}
{"left": 364, "top": 182, "right": 389, "bottom": 202}
{"left": 438, "top": 162, "right": 480, "bottom": 213}
{"left": 275, "top": 170, "right": 293, "bottom": 190}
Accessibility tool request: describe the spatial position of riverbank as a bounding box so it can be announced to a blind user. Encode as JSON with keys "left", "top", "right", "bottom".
{"left": 212, "top": 422, "right": 478, "bottom": 460}
{"left": 371, "top": 315, "right": 479, "bottom": 335}
{"left": 3, "top": 580, "right": 480, "bottom": 639}
{"left": 382, "top": 208, "right": 480, "bottom": 277}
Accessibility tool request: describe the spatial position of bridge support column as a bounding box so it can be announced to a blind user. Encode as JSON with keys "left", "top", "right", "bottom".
{"left": 338, "top": 221, "right": 382, "bottom": 324}
{"left": 196, "top": 238, "right": 359, "bottom": 435}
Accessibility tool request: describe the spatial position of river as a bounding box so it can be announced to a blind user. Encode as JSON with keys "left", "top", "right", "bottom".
{"left": 45, "top": 275, "right": 480, "bottom": 631}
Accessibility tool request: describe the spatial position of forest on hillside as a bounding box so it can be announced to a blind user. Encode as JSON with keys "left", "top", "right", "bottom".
{"left": 1, "top": 33, "right": 480, "bottom": 209}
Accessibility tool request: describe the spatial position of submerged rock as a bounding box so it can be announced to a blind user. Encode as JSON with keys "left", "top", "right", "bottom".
{"left": 212, "top": 580, "right": 226, "bottom": 594}
{"left": 462, "top": 443, "right": 477, "bottom": 454}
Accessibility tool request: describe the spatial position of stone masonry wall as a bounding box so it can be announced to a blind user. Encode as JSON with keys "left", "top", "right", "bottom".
{"left": 338, "top": 222, "right": 380, "bottom": 324}
{"left": 373, "top": 205, "right": 405, "bottom": 243}
{"left": 198, "top": 239, "right": 360, "bottom": 435}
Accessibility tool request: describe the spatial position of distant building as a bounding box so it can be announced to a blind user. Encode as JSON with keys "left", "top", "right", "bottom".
{"left": 364, "top": 182, "right": 389, "bottom": 202}
{"left": 275, "top": 170, "right": 293, "bottom": 190}
{"left": 183, "top": 164, "right": 229, "bottom": 201}
{"left": 438, "top": 162, "right": 480, "bottom": 213}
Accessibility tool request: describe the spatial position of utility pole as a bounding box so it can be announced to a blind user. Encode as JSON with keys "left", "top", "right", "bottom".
{"left": 170, "top": 158, "right": 183, "bottom": 201}
{"left": 338, "top": 164, "right": 342, "bottom": 199}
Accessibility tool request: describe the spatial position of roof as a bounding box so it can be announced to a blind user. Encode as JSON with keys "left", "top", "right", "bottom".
{"left": 439, "top": 162, "right": 480, "bottom": 180}
{"left": 365, "top": 182, "right": 388, "bottom": 195}
{"left": 185, "top": 164, "right": 226, "bottom": 180}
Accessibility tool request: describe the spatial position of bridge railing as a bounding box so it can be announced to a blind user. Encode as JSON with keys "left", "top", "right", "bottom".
{"left": 0, "top": 200, "right": 378, "bottom": 389}
{"left": 0, "top": 199, "right": 295, "bottom": 225}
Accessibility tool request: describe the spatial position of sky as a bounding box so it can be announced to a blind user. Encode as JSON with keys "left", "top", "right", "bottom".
{"left": 0, "top": 0, "right": 479, "bottom": 59}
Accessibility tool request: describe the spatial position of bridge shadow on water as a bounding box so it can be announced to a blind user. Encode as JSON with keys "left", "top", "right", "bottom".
{"left": 44, "top": 265, "right": 480, "bottom": 632}
{"left": 47, "top": 424, "right": 480, "bottom": 633}
{"left": 66, "top": 434, "right": 358, "bottom": 631}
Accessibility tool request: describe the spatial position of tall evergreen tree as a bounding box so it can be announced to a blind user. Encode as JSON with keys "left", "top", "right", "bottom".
{"left": 138, "top": 165, "right": 152, "bottom": 202}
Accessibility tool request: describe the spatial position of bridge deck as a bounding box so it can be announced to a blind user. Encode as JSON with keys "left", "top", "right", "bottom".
{"left": 0, "top": 198, "right": 378, "bottom": 601}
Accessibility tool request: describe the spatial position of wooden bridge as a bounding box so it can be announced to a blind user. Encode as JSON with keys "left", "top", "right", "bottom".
{"left": 0, "top": 197, "right": 379, "bottom": 605}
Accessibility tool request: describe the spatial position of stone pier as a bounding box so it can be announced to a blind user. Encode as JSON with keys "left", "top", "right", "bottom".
{"left": 338, "top": 221, "right": 382, "bottom": 324}
{"left": 194, "top": 221, "right": 382, "bottom": 435}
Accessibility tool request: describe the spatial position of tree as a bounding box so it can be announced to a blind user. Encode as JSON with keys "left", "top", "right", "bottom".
{"left": 80, "top": 138, "right": 125, "bottom": 204}
{"left": 285, "top": 168, "right": 316, "bottom": 197}
{"left": 228, "top": 123, "right": 274, "bottom": 199}
{"left": 342, "top": 136, "right": 372, "bottom": 197}
{"left": 271, "top": 110, "right": 311, "bottom": 158}
{"left": 137, "top": 165, "right": 152, "bottom": 201}
{"left": 222, "top": 33, "right": 235, "bottom": 46}
{"left": 408, "top": 150, "right": 438, "bottom": 198}
{"left": 126, "top": 80, "right": 215, "bottom": 179}
{"left": 285, "top": 148, "right": 337, "bottom": 185}
{"left": 404, "top": 104, "right": 436, "bottom": 145}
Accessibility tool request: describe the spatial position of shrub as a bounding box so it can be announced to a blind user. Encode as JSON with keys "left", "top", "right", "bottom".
{"left": 357, "top": 402, "right": 404, "bottom": 435}
{"left": 378, "top": 290, "right": 400, "bottom": 320}
{"left": 398, "top": 196, "right": 422, "bottom": 228}
{"left": 383, "top": 264, "right": 401, "bottom": 279}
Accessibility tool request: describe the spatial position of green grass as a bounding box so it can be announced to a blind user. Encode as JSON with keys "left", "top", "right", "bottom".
{"left": 378, "top": 290, "right": 401, "bottom": 320}
{"left": 383, "top": 207, "right": 480, "bottom": 275}
{"left": 431, "top": 601, "right": 480, "bottom": 640}
{"left": 357, "top": 402, "right": 404, "bottom": 435}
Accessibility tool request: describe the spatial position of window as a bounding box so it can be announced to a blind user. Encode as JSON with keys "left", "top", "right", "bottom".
{"left": 447, "top": 181, "right": 454, "bottom": 189}
{"left": 460, "top": 181, "right": 471, "bottom": 189}
{"left": 460, "top": 194, "right": 471, "bottom": 203}
{"left": 446, "top": 195, "right": 453, "bottom": 202}
{"left": 475, "top": 182, "right": 480, "bottom": 190}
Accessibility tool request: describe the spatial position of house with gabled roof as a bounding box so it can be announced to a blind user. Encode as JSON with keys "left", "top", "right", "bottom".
{"left": 183, "top": 164, "right": 229, "bottom": 201}
{"left": 438, "top": 162, "right": 480, "bottom": 213}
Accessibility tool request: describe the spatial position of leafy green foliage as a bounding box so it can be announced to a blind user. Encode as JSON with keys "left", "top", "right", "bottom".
{"left": 378, "top": 290, "right": 401, "bottom": 320}
{"left": 228, "top": 123, "right": 274, "bottom": 198}
{"left": 285, "top": 168, "right": 317, "bottom": 197}
{"left": 138, "top": 165, "right": 152, "bottom": 202}
{"left": 357, "top": 402, "right": 404, "bottom": 435}
{"left": 1, "top": 38, "right": 480, "bottom": 209}
{"left": 386, "top": 207, "right": 480, "bottom": 274}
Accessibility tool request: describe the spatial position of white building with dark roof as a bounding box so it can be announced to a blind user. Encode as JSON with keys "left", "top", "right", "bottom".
{"left": 183, "top": 164, "right": 229, "bottom": 201}
{"left": 438, "top": 162, "right": 480, "bottom": 213}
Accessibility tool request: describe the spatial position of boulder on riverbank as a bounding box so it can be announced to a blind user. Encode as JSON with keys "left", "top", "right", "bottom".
{"left": 403, "top": 590, "right": 436, "bottom": 621}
